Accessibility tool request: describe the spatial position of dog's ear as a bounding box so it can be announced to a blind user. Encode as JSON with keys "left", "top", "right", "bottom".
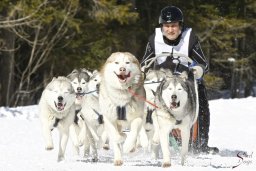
{"left": 67, "top": 69, "right": 78, "bottom": 79}
{"left": 151, "top": 89, "right": 156, "bottom": 96}
{"left": 71, "top": 69, "right": 79, "bottom": 74}
{"left": 92, "top": 70, "right": 98, "bottom": 75}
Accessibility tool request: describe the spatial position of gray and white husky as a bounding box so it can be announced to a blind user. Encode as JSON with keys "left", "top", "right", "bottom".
{"left": 137, "top": 69, "right": 165, "bottom": 153}
{"left": 78, "top": 70, "right": 106, "bottom": 161}
{"left": 39, "top": 76, "right": 76, "bottom": 161}
{"left": 67, "top": 68, "right": 91, "bottom": 110}
{"left": 154, "top": 69, "right": 199, "bottom": 167}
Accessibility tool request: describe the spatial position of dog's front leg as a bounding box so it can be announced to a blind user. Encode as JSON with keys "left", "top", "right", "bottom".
{"left": 69, "top": 124, "right": 81, "bottom": 147}
{"left": 139, "top": 126, "right": 149, "bottom": 149}
{"left": 113, "top": 142, "right": 123, "bottom": 166}
{"left": 123, "top": 117, "right": 143, "bottom": 153}
{"left": 104, "top": 118, "right": 126, "bottom": 143}
{"left": 180, "top": 126, "right": 190, "bottom": 166}
{"left": 57, "top": 127, "right": 69, "bottom": 162}
{"left": 42, "top": 120, "right": 54, "bottom": 150}
{"left": 159, "top": 126, "right": 172, "bottom": 167}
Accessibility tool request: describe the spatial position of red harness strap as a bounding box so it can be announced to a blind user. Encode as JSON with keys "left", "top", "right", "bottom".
{"left": 127, "top": 87, "right": 159, "bottom": 109}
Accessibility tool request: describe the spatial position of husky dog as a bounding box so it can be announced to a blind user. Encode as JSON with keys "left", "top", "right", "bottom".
{"left": 39, "top": 76, "right": 76, "bottom": 161}
{"left": 154, "top": 69, "right": 199, "bottom": 167}
{"left": 67, "top": 68, "right": 91, "bottom": 151}
{"left": 99, "top": 52, "right": 145, "bottom": 166}
{"left": 67, "top": 68, "right": 91, "bottom": 110}
{"left": 138, "top": 69, "right": 166, "bottom": 155}
{"left": 79, "top": 70, "right": 104, "bottom": 161}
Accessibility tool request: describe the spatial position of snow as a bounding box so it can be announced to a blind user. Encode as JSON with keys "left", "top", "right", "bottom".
{"left": 0, "top": 97, "right": 256, "bottom": 171}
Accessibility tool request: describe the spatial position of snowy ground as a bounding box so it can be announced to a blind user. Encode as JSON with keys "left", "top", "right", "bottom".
{"left": 0, "top": 97, "right": 256, "bottom": 171}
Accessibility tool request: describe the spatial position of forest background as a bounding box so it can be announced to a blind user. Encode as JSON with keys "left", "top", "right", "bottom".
{"left": 0, "top": 0, "right": 255, "bottom": 107}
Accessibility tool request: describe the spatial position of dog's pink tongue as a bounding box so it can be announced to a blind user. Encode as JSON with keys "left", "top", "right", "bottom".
{"left": 170, "top": 102, "right": 177, "bottom": 109}
{"left": 57, "top": 103, "right": 65, "bottom": 110}
{"left": 76, "top": 95, "right": 82, "bottom": 100}
{"left": 119, "top": 74, "right": 125, "bottom": 80}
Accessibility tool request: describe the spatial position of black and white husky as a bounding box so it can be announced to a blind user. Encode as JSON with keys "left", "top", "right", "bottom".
{"left": 154, "top": 69, "right": 200, "bottom": 167}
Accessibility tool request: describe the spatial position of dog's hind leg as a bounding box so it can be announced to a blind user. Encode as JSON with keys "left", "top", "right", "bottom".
{"left": 180, "top": 126, "right": 190, "bottom": 166}
{"left": 123, "top": 117, "right": 143, "bottom": 153}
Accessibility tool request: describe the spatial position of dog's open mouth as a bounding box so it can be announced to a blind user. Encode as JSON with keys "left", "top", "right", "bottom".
{"left": 76, "top": 93, "right": 84, "bottom": 100}
{"left": 54, "top": 101, "right": 66, "bottom": 111}
{"left": 115, "top": 72, "right": 131, "bottom": 83}
{"left": 170, "top": 101, "right": 180, "bottom": 109}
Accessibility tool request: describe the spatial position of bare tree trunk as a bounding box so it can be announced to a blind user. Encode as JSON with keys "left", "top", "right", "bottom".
{"left": 0, "top": 29, "right": 15, "bottom": 106}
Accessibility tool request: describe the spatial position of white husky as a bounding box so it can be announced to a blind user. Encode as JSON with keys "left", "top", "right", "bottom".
{"left": 154, "top": 69, "right": 200, "bottom": 167}
{"left": 39, "top": 76, "right": 76, "bottom": 161}
{"left": 99, "top": 52, "right": 145, "bottom": 166}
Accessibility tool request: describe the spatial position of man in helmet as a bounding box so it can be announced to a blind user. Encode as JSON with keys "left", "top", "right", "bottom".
{"left": 140, "top": 6, "right": 219, "bottom": 154}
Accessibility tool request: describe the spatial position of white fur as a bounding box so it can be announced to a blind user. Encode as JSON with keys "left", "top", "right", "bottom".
{"left": 39, "top": 76, "right": 76, "bottom": 162}
{"left": 99, "top": 52, "right": 145, "bottom": 166}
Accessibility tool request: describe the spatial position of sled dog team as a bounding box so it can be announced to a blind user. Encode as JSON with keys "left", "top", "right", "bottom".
{"left": 39, "top": 52, "right": 202, "bottom": 167}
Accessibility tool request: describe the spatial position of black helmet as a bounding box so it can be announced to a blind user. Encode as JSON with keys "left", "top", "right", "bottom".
{"left": 159, "top": 6, "right": 183, "bottom": 24}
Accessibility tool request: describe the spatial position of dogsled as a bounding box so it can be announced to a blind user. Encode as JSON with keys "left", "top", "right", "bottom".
{"left": 141, "top": 52, "right": 203, "bottom": 154}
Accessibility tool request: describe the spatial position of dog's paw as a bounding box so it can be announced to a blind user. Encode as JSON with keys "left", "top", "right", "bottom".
{"left": 129, "top": 147, "right": 136, "bottom": 153}
{"left": 181, "top": 156, "right": 187, "bottom": 166}
{"left": 91, "top": 157, "right": 98, "bottom": 162}
{"left": 103, "top": 144, "right": 110, "bottom": 150}
{"left": 114, "top": 160, "right": 123, "bottom": 166}
{"left": 122, "top": 142, "right": 134, "bottom": 153}
{"left": 45, "top": 145, "right": 54, "bottom": 151}
{"left": 162, "top": 162, "right": 171, "bottom": 168}
{"left": 57, "top": 155, "right": 64, "bottom": 162}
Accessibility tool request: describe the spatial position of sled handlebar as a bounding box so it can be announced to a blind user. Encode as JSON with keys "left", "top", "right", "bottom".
{"left": 143, "top": 52, "right": 193, "bottom": 70}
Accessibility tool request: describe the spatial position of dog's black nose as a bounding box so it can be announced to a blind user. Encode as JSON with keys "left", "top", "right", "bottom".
{"left": 77, "top": 87, "right": 82, "bottom": 92}
{"left": 171, "top": 95, "right": 177, "bottom": 100}
{"left": 119, "top": 67, "right": 126, "bottom": 72}
{"left": 96, "top": 83, "right": 100, "bottom": 90}
{"left": 58, "top": 96, "right": 63, "bottom": 101}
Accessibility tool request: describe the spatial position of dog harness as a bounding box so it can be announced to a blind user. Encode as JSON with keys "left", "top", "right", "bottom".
{"left": 116, "top": 106, "right": 127, "bottom": 120}
{"left": 92, "top": 108, "right": 104, "bottom": 124}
